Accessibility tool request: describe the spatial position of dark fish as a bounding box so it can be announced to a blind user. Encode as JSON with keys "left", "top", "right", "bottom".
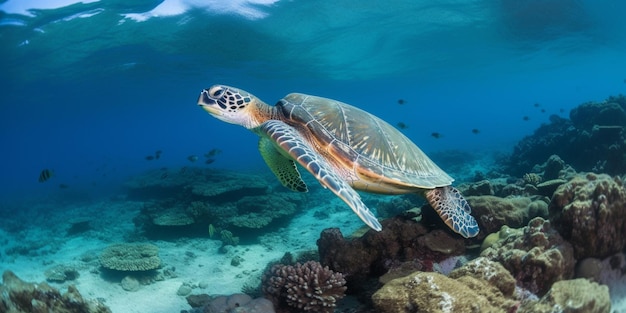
{"left": 522, "top": 116, "right": 530, "bottom": 121}
{"left": 431, "top": 132, "right": 442, "bottom": 139}
{"left": 205, "top": 158, "right": 215, "bottom": 165}
{"left": 145, "top": 155, "right": 155, "bottom": 160}
{"left": 155, "top": 150, "right": 162, "bottom": 159}
{"left": 471, "top": 129, "right": 480, "bottom": 134}
{"left": 397, "top": 99, "right": 406, "bottom": 105}
{"left": 541, "top": 109, "right": 546, "bottom": 113}
{"left": 534, "top": 103, "right": 540, "bottom": 107}
{"left": 59, "top": 183, "right": 69, "bottom": 189}
{"left": 38, "top": 169, "right": 54, "bottom": 182}
{"left": 187, "top": 155, "right": 199, "bottom": 162}
{"left": 397, "top": 122, "right": 408, "bottom": 129}
{"left": 559, "top": 108, "right": 565, "bottom": 113}
{"left": 179, "top": 166, "right": 188, "bottom": 174}
{"left": 161, "top": 172, "right": 168, "bottom": 179}
{"left": 205, "top": 148, "right": 222, "bottom": 158}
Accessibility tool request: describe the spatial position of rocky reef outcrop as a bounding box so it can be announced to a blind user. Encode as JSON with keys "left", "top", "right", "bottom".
{"left": 480, "top": 217, "right": 575, "bottom": 296}
{"left": 0, "top": 270, "right": 111, "bottom": 313}
{"left": 549, "top": 172, "right": 626, "bottom": 259}
{"left": 506, "top": 95, "right": 626, "bottom": 176}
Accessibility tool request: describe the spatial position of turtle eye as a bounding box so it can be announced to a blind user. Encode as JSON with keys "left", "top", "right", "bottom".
{"left": 209, "top": 86, "right": 225, "bottom": 98}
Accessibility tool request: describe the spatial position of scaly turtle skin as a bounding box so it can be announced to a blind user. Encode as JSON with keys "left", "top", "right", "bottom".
{"left": 197, "top": 85, "right": 479, "bottom": 238}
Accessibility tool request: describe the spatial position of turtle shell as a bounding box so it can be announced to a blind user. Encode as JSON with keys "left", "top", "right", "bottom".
{"left": 277, "top": 93, "right": 453, "bottom": 192}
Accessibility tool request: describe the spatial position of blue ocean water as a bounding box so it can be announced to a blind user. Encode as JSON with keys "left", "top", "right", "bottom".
{"left": 1, "top": 0, "right": 625, "bottom": 200}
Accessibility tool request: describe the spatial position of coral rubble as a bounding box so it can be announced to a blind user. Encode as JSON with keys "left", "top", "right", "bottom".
{"left": 0, "top": 270, "right": 111, "bottom": 313}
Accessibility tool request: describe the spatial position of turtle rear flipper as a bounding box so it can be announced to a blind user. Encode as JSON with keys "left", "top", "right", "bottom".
{"left": 425, "top": 186, "right": 479, "bottom": 238}
{"left": 258, "top": 137, "right": 307, "bottom": 192}
{"left": 258, "top": 120, "right": 382, "bottom": 231}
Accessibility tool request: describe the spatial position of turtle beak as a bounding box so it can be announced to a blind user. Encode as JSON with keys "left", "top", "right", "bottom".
{"left": 197, "top": 89, "right": 221, "bottom": 115}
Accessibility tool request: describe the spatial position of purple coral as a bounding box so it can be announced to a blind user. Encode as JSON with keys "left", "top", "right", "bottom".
{"left": 262, "top": 261, "right": 347, "bottom": 313}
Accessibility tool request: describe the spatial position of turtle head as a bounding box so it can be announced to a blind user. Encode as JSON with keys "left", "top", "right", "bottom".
{"left": 198, "top": 85, "right": 263, "bottom": 129}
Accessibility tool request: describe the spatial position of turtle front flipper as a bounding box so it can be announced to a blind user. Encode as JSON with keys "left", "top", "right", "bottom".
{"left": 425, "top": 186, "right": 479, "bottom": 238}
{"left": 258, "top": 137, "right": 307, "bottom": 192}
{"left": 258, "top": 120, "right": 382, "bottom": 231}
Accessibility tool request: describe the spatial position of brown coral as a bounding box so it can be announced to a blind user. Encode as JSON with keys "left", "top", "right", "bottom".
{"left": 0, "top": 270, "right": 111, "bottom": 313}
{"left": 481, "top": 217, "right": 575, "bottom": 296}
{"left": 261, "top": 261, "right": 346, "bottom": 313}
{"left": 549, "top": 173, "right": 626, "bottom": 259}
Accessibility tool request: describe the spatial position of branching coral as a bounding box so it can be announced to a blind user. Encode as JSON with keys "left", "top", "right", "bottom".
{"left": 262, "top": 261, "right": 347, "bottom": 313}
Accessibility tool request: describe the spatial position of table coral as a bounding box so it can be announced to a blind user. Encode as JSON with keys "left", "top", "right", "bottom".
{"left": 99, "top": 243, "right": 161, "bottom": 271}
{"left": 481, "top": 217, "right": 575, "bottom": 296}
{"left": 549, "top": 173, "right": 626, "bottom": 259}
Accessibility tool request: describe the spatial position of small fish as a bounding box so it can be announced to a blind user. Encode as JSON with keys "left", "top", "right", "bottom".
{"left": 208, "top": 224, "right": 216, "bottom": 238}
{"left": 559, "top": 108, "right": 565, "bottom": 113}
{"left": 534, "top": 103, "right": 540, "bottom": 107}
{"left": 38, "top": 169, "right": 54, "bottom": 182}
{"left": 397, "top": 122, "right": 408, "bottom": 129}
{"left": 205, "top": 148, "right": 222, "bottom": 158}
{"left": 160, "top": 172, "right": 168, "bottom": 179}
{"left": 145, "top": 155, "right": 155, "bottom": 160}
{"left": 471, "top": 128, "right": 480, "bottom": 134}
{"left": 397, "top": 99, "right": 406, "bottom": 105}
{"left": 59, "top": 183, "right": 69, "bottom": 189}
{"left": 179, "top": 166, "right": 188, "bottom": 174}
{"left": 187, "top": 155, "right": 199, "bottom": 162}
{"left": 431, "top": 132, "right": 442, "bottom": 139}
{"left": 540, "top": 109, "right": 546, "bottom": 113}
{"left": 155, "top": 150, "right": 162, "bottom": 159}
{"left": 522, "top": 116, "right": 530, "bottom": 121}
{"left": 205, "top": 158, "right": 215, "bottom": 165}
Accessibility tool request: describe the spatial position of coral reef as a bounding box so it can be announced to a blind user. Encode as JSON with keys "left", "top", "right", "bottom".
{"left": 506, "top": 96, "right": 626, "bottom": 176}
{"left": 0, "top": 270, "right": 111, "bottom": 313}
{"left": 99, "top": 243, "right": 161, "bottom": 271}
{"left": 481, "top": 217, "right": 575, "bottom": 296}
{"left": 519, "top": 278, "right": 610, "bottom": 313}
{"left": 549, "top": 173, "right": 626, "bottom": 259}
{"left": 128, "top": 167, "right": 306, "bottom": 239}
{"left": 372, "top": 261, "right": 519, "bottom": 313}
{"left": 317, "top": 217, "right": 465, "bottom": 293}
{"left": 261, "top": 261, "right": 346, "bottom": 313}
{"left": 467, "top": 195, "right": 548, "bottom": 237}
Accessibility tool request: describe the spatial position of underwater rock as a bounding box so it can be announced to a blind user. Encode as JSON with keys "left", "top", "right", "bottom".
{"left": 0, "top": 270, "right": 111, "bottom": 313}
{"left": 317, "top": 217, "right": 465, "bottom": 293}
{"left": 549, "top": 173, "right": 626, "bottom": 259}
{"left": 481, "top": 217, "right": 575, "bottom": 296}
{"left": 120, "top": 275, "right": 140, "bottom": 292}
{"left": 99, "top": 243, "right": 161, "bottom": 271}
{"left": 519, "top": 278, "right": 610, "bottom": 313}
{"left": 536, "top": 179, "right": 567, "bottom": 197}
{"left": 467, "top": 195, "right": 548, "bottom": 237}
{"left": 372, "top": 269, "right": 518, "bottom": 313}
{"left": 463, "top": 179, "right": 495, "bottom": 196}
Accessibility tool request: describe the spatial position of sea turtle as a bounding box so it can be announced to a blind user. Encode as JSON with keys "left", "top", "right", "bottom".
{"left": 197, "top": 85, "right": 479, "bottom": 238}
